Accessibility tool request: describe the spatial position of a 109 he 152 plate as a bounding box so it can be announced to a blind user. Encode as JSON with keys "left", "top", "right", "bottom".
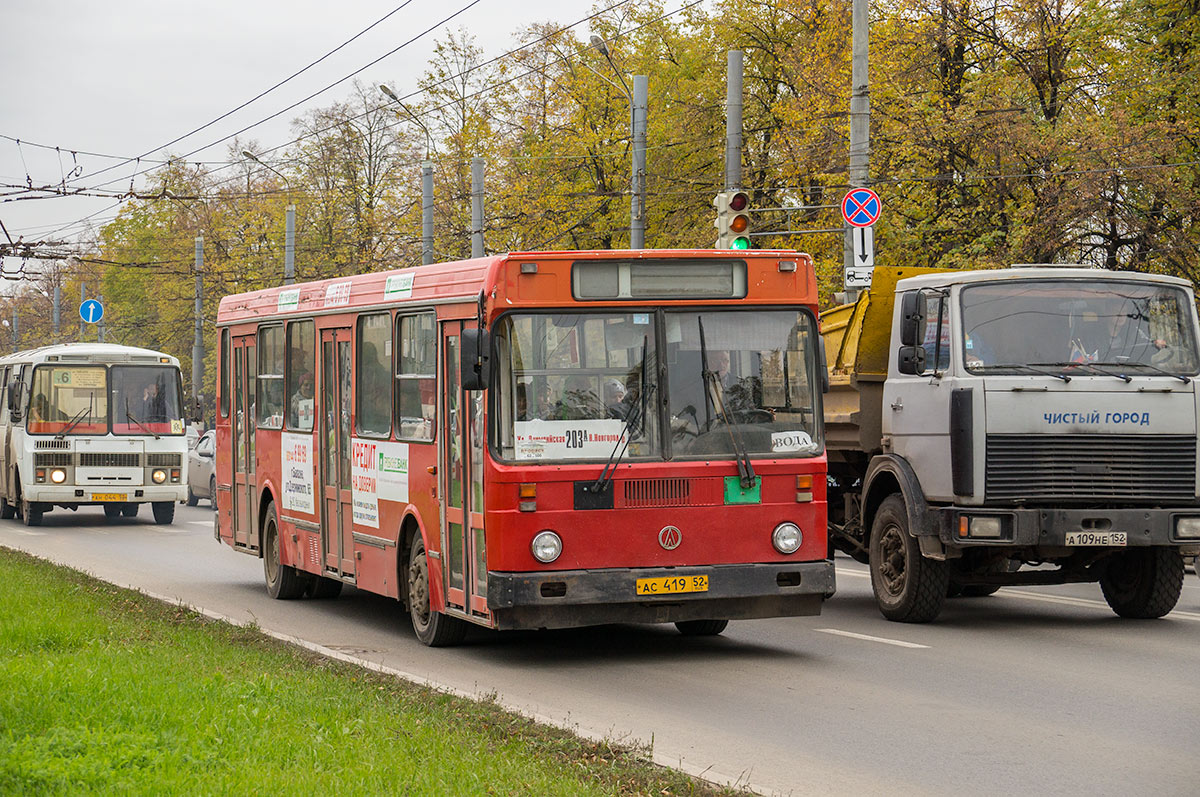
{"left": 635, "top": 575, "right": 709, "bottom": 596}
{"left": 1064, "top": 531, "right": 1127, "bottom": 546}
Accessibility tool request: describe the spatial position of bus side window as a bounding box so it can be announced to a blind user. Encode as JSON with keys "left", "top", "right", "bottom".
{"left": 396, "top": 312, "right": 436, "bottom": 442}
{"left": 257, "top": 325, "right": 285, "bottom": 428}
{"left": 286, "top": 320, "right": 315, "bottom": 432}
{"left": 219, "top": 328, "right": 230, "bottom": 419}
{"left": 357, "top": 312, "right": 392, "bottom": 438}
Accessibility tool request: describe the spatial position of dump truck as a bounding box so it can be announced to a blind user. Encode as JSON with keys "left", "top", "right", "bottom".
{"left": 822, "top": 265, "right": 1200, "bottom": 622}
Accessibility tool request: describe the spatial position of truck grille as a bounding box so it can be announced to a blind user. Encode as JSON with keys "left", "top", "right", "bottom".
{"left": 79, "top": 452, "right": 140, "bottom": 468}
{"left": 986, "top": 434, "right": 1196, "bottom": 503}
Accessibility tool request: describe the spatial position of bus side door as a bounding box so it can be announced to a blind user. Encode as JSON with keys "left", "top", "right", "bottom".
{"left": 231, "top": 335, "right": 258, "bottom": 551}
{"left": 440, "top": 320, "right": 488, "bottom": 619}
{"left": 319, "top": 327, "right": 355, "bottom": 580}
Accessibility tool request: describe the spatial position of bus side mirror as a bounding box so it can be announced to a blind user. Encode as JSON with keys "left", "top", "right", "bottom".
{"left": 461, "top": 328, "right": 490, "bottom": 391}
{"left": 7, "top": 381, "right": 23, "bottom": 416}
{"left": 899, "top": 292, "right": 927, "bottom": 347}
{"left": 897, "top": 345, "right": 926, "bottom": 375}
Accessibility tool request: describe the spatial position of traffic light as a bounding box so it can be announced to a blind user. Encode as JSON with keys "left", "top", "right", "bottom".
{"left": 714, "top": 190, "right": 751, "bottom": 250}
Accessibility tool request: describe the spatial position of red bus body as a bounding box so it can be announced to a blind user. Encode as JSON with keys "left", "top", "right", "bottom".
{"left": 215, "top": 250, "right": 833, "bottom": 642}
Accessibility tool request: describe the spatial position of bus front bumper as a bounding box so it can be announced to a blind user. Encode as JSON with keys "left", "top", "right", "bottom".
{"left": 487, "top": 560, "right": 834, "bottom": 631}
{"left": 24, "top": 485, "right": 188, "bottom": 504}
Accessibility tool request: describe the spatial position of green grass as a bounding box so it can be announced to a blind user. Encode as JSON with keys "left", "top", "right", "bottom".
{"left": 0, "top": 547, "right": 736, "bottom": 796}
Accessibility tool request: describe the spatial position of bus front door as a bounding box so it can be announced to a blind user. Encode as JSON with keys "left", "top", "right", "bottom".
{"left": 440, "top": 321, "right": 488, "bottom": 619}
{"left": 232, "top": 336, "right": 258, "bottom": 551}
{"left": 319, "top": 328, "right": 355, "bottom": 580}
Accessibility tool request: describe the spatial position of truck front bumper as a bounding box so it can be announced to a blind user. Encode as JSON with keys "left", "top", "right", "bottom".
{"left": 932, "top": 506, "right": 1200, "bottom": 552}
{"left": 488, "top": 560, "right": 835, "bottom": 631}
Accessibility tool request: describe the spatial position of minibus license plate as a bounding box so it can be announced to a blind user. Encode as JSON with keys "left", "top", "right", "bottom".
{"left": 92, "top": 493, "right": 127, "bottom": 502}
{"left": 1064, "top": 531, "right": 1126, "bottom": 546}
{"left": 635, "top": 575, "right": 708, "bottom": 596}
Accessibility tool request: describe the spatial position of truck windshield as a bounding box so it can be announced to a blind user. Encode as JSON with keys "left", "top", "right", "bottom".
{"left": 961, "top": 280, "right": 1200, "bottom": 376}
{"left": 27, "top": 366, "right": 109, "bottom": 435}
{"left": 492, "top": 309, "right": 822, "bottom": 462}
{"left": 112, "top": 365, "right": 185, "bottom": 435}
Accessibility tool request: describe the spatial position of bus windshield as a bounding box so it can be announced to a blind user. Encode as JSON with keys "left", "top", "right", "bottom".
{"left": 28, "top": 366, "right": 109, "bottom": 436}
{"left": 493, "top": 309, "right": 821, "bottom": 462}
{"left": 112, "top": 365, "right": 185, "bottom": 435}
{"left": 961, "top": 280, "right": 1200, "bottom": 376}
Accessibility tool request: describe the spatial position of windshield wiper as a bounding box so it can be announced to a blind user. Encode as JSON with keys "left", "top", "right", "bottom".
{"left": 1088, "top": 361, "right": 1190, "bottom": 384}
{"left": 974, "top": 363, "right": 1071, "bottom": 382}
{"left": 56, "top": 393, "right": 95, "bottom": 439}
{"left": 590, "top": 338, "right": 652, "bottom": 496}
{"left": 125, "top": 397, "right": 160, "bottom": 439}
{"left": 699, "top": 319, "right": 756, "bottom": 489}
{"left": 1030, "top": 361, "right": 1131, "bottom": 383}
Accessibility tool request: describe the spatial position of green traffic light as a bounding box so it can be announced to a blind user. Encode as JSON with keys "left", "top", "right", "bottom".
{"left": 731, "top": 236, "right": 750, "bottom": 250}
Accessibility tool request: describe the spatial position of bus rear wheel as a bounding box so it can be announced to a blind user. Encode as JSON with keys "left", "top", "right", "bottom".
{"left": 152, "top": 501, "right": 175, "bottom": 525}
{"left": 263, "top": 502, "right": 304, "bottom": 599}
{"left": 407, "top": 534, "right": 466, "bottom": 647}
{"left": 675, "top": 619, "right": 729, "bottom": 636}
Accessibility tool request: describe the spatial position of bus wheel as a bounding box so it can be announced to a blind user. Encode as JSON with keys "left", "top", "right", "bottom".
{"left": 152, "top": 501, "right": 175, "bottom": 525}
{"left": 407, "top": 534, "right": 466, "bottom": 647}
{"left": 675, "top": 619, "right": 729, "bottom": 636}
{"left": 1100, "top": 547, "right": 1184, "bottom": 619}
{"left": 103, "top": 504, "right": 121, "bottom": 520}
{"left": 22, "top": 500, "right": 43, "bottom": 527}
{"left": 121, "top": 503, "right": 139, "bottom": 518}
{"left": 263, "top": 502, "right": 304, "bottom": 599}
{"left": 869, "top": 494, "right": 947, "bottom": 623}
{"left": 0, "top": 497, "right": 14, "bottom": 520}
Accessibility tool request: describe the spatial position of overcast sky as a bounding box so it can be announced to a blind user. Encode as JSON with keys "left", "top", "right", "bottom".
{"left": 0, "top": 0, "right": 614, "bottom": 270}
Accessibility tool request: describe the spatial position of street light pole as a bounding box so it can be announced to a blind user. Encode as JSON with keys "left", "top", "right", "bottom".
{"left": 242, "top": 150, "right": 296, "bottom": 285}
{"left": 380, "top": 85, "right": 436, "bottom": 265}
{"left": 590, "top": 36, "right": 647, "bottom": 249}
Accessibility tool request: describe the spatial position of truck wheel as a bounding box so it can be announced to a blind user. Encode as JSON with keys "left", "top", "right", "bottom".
{"left": 152, "top": 501, "right": 175, "bottom": 525}
{"left": 407, "top": 533, "right": 467, "bottom": 647}
{"left": 263, "top": 502, "right": 305, "bottom": 599}
{"left": 675, "top": 619, "right": 729, "bottom": 636}
{"left": 869, "top": 494, "right": 948, "bottom": 622}
{"left": 1099, "top": 547, "right": 1184, "bottom": 619}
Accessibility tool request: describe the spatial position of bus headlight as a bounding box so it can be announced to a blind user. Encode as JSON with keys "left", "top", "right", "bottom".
{"left": 151, "top": 469, "right": 168, "bottom": 484}
{"left": 531, "top": 530, "right": 562, "bottom": 563}
{"left": 50, "top": 468, "right": 67, "bottom": 484}
{"left": 772, "top": 522, "right": 803, "bottom": 554}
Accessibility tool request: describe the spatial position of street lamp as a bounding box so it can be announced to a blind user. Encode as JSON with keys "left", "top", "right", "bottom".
{"left": 242, "top": 150, "right": 296, "bottom": 285}
{"left": 380, "top": 85, "right": 436, "bottom": 266}
{"left": 588, "top": 36, "right": 647, "bottom": 249}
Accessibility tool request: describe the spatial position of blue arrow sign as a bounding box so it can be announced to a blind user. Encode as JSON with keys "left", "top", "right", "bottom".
{"left": 80, "top": 299, "right": 104, "bottom": 324}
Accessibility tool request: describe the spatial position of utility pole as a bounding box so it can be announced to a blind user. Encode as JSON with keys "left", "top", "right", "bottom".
{"left": 725, "top": 51, "right": 743, "bottom": 191}
{"left": 631, "top": 75, "right": 648, "bottom": 249}
{"left": 97, "top": 295, "right": 105, "bottom": 343}
{"left": 471, "top": 157, "right": 485, "bottom": 258}
{"left": 52, "top": 281, "right": 61, "bottom": 340}
{"left": 421, "top": 161, "right": 434, "bottom": 265}
{"left": 192, "top": 236, "right": 204, "bottom": 410}
{"left": 10, "top": 307, "right": 17, "bottom": 351}
{"left": 844, "top": 0, "right": 870, "bottom": 294}
{"left": 80, "top": 283, "right": 86, "bottom": 342}
{"left": 284, "top": 204, "right": 295, "bottom": 285}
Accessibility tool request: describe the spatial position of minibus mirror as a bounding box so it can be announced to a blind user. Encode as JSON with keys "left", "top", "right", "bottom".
{"left": 8, "top": 381, "right": 23, "bottom": 416}
{"left": 899, "top": 291, "right": 927, "bottom": 347}
{"left": 897, "top": 345, "right": 926, "bottom": 375}
{"left": 461, "top": 328, "right": 491, "bottom": 391}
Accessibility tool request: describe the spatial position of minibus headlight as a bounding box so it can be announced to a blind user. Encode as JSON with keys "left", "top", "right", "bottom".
{"left": 50, "top": 468, "right": 67, "bottom": 484}
{"left": 772, "top": 522, "right": 803, "bottom": 554}
{"left": 151, "top": 469, "right": 168, "bottom": 484}
{"left": 1175, "top": 517, "right": 1200, "bottom": 539}
{"left": 531, "top": 530, "right": 562, "bottom": 563}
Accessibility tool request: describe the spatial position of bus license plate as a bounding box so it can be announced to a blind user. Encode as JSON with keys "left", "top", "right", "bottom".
{"left": 635, "top": 575, "right": 708, "bottom": 596}
{"left": 92, "top": 493, "right": 127, "bottom": 502}
{"left": 1065, "top": 531, "right": 1127, "bottom": 546}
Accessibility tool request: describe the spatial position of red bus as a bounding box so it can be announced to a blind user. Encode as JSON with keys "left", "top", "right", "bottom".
{"left": 215, "top": 250, "right": 833, "bottom": 645}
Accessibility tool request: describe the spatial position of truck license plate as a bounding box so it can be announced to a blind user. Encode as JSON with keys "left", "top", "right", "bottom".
{"left": 92, "top": 493, "right": 127, "bottom": 502}
{"left": 635, "top": 575, "right": 708, "bottom": 596}
{"left": 1065, "top": 531, "right": 1127, "bottom": 546}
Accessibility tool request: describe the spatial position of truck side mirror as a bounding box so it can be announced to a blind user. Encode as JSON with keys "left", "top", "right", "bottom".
{"left": 899, "top": 291, "right": 927, "bottom": 347}
{"left": 897, "top": 345, "right": 927, "bottom": 375}
{"left": 460, "top": 328, "right": 491, "bottom": 391}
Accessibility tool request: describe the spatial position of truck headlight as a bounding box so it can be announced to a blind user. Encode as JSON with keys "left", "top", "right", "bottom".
{"left": 957, "top": 515, "right": 1008, "bottom": 539}
{"left": 50, "top": 468, "right": 67, "bottom": 484}
{"left": 772, "top": 522, "right": 803, "bottom": 554}
{"left": 151, "top": 469, "right": 168, "bottom": 484}
{"left": 531, "top": 530, "right": 562, "bottom": 563}
{"left": 1174, "top": 517, "right": 1200, "bottom": 539}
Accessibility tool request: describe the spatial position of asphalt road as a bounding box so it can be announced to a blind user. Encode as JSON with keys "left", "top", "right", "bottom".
{"left": 3, "top": 503, "right": 1198, "bottom": 796}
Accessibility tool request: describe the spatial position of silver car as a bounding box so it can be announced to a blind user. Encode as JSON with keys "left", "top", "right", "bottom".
{"left": 185, "top": 429, "right": 216, "bottom": 507}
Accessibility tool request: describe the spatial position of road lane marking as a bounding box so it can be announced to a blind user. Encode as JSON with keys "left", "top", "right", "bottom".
{"left": 0, "top": 528, "right": 46, "bottom": 537}
{"left": 187, "top": 521, "right": 213, "bottom": 526}
{"left": 815, "top": 628, "right": 929, "bottom": 648}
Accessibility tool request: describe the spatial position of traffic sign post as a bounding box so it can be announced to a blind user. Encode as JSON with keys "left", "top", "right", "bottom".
{"left": 80, "top": 299, "right": 104, "bottom": 325}
{"left": 842, "top": 188, "right": 880, "bottom": 291}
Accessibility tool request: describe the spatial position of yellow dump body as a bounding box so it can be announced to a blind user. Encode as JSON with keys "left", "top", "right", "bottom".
{"left": 820, "top": 267, "right": 954, "bottom": 455}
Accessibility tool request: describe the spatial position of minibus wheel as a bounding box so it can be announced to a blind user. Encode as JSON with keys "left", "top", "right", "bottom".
{"left": 675, "top": 619, "right": 728, "bottom": 636}
{"left": 22, "top": 500, "right": 42, "bottom": 527}
{"left": 407, "top": 534, "right": 467, "bottom": 647}
{"left": 103, "top": 504, "right": 121, "bottom": 520}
